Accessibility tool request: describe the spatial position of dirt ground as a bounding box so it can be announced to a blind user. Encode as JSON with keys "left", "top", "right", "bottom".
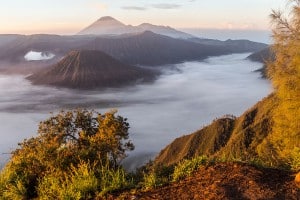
{"left": 111, "top": 162, "right": 300, "bottom": 200}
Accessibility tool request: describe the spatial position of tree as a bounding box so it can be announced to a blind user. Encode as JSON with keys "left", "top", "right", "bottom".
{"left": 0, "top": 109, "right": 134, "bottom": 198}
{"left": 259, "top": 0, "right": 300, "bottom": 169}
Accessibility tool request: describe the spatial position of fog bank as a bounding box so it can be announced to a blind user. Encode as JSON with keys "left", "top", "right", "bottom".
{"left": 0, "top": 53, "right": 272, "bottom": 169}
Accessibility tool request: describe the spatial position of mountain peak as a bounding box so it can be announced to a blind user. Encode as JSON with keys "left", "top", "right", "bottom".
{"left": 97, "top": 16, "right": 118, "bottom": 22}
{"left": 78, "top": 16, "right": 126, "bottom": 35}
{"left": 78, "top": 17, "right": 194, "bottom": 39}
{"left": 94, "top": 16, "right": 124, "bottom": 26}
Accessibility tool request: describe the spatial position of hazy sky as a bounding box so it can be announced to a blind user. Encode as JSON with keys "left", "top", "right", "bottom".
{"left": 0, "top": 0, "right": 285, "bottom": 35}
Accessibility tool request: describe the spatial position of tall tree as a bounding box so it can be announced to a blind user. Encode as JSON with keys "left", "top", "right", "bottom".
{"left": 260, "top": 0, "right": 300, "bottom": 169}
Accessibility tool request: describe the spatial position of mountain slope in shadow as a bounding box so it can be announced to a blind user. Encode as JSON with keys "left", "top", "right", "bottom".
{"left": 0, "top": 31, "right": 267, "bottom": 67}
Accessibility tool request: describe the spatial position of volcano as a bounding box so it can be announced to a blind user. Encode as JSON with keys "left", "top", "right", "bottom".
{"left": 27, "top": 50, "right": 155, "bottom": 89}
{"left": 77, "top": 16, "right": 193, "bottom": 39}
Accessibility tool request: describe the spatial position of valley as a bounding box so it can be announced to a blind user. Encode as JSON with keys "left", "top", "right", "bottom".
{"left": 1, "top": 0, "right": 299, "bottom": 197}
{"left": 0, "top": 53, "right": 271, "bottom": 169}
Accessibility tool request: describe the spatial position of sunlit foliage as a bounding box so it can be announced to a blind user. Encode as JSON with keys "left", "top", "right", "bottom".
{"left": 0, "top": 109, "right": 134, "bottom": 199}
{"left": 258, "top": 0, "right": 300, "bottom": 169}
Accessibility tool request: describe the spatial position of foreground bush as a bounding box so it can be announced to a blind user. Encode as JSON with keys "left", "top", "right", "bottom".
{"left": 0, "top": 109, "right": 134, "bottom": 199}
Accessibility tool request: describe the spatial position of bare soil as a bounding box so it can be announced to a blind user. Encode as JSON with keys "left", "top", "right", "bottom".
{"left": 110, "top": 162, "right": 300, "bottom": 200}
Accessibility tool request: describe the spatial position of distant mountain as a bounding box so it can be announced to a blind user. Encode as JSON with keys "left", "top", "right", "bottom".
{"left": 0, "top": 34, "right": 94, "bottom": 63}
{"left": 0, "top": 32, "right": 268, "bottom": 68}
{"left": 0, "top": 34, "right": 24, "bottom": 48}
{"left": 137, "top": 23, "right": 194, "bottom": 39}
{"left": 78, "top": 16, "right": 194, "bottom": 39}
{"left": 78, "top": 16, "right": 137, "bottom": 36}
{"left": 247, "top": 47, "right": 273, "bottom": 63}
{"left": 81, "top": 31, "right": 233, "bottom": 66}
{"left": 27, "top": 50, "right": 155, "bottom": 89}
{"left": 247, "top": 47, "right": 274, "bottom": 78}
{"left": 188, "top": 37, "right": 268, "bottom": 53}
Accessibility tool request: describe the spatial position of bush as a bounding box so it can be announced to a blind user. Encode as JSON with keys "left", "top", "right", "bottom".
{"left": 97, "top": 162, "right": 132, "bottom": 197}
{"left": 0, "top": 164, "right": 29, "bottom": 199}
{"left": 141, "top": 164, "right": 174, "bottom": 190}
{"left": 172, "top": 156, "right": 208, "bottom": 182}
{"left": 38, "top": 162, "right": 98, "bottom": 200}
{"left": 0, "top": 109, "right": 134, "bottom": 199}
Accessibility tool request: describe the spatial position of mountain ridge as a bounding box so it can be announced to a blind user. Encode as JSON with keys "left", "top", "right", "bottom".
{"left": 0, "top": 31, "right": 267, "bottom": 67}
{"left": 77, "top": 16, "right": 194, "bottom": 39}
{"left": 154, "top": 94, "right": 275, "bottom": 166}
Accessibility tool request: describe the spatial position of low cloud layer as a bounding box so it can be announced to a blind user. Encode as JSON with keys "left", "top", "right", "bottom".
{"left": 0, "top": 53, "right": 271, "bottom": 168}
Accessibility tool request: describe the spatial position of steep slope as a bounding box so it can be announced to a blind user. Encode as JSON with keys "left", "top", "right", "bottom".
{"left": 155, "top": 95, "right": 275, "bottom": 166}
{"left": 27, "top": 50, "right": 155, "bottom": 89}
{"left": 155, "top": 118, "right": 235, "bottom": 166}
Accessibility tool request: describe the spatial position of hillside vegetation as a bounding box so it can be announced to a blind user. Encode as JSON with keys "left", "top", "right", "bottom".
{"left": 155, "top": 96, "right": 275, "bottom": 166}
{"left": 0, "top": 110, "right": 135, "bottom": 199}
{"left": 155, "top": 0, "right": 300, "bottom": 171}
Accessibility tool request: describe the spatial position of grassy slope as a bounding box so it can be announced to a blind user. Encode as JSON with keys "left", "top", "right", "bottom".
{"left": 155, "top": 94, "right": 277, "bottom": 166}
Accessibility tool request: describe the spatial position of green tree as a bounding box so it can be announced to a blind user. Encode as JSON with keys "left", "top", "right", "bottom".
{"left": 0, "top": 109, "right": 134, "bottom": 199}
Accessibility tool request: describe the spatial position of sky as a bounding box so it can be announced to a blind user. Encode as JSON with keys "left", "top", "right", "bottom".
{"left": 0, "top": 0, "right": 285, "bottom": 35}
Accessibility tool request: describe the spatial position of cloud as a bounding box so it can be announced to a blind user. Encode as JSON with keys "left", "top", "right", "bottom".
{"left": 122, "top": 6, "right": 147, "bottom": 11}
{"left": 152, "top": 4, "right": 181, "bottom": 9}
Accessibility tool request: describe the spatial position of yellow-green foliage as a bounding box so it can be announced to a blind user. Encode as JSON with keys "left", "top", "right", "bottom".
{"left": 141, "top": 164, "right": 174, "bottom": 190}
{"left": 172, "top": 156, "right": 207, "bottom": 182}
{"left": 97, "top": 162, "right": 131, "bottom": 197}
{"left": 258, "top": 0, "right": 300, "bottom": 170}
{"left": 38, "top": 162, "right": 98, "bottom": 200}
{"left": 0, "top": 162, "right": 30, "bottom": 200}
{"left": 0, "top": 109, "right": 134, "bottom": 199}
{"left": 142, "top": 172, "right": 159, "bottom": 190}
{"left": 37, "top": 161, "right": 130, "bottom": 199}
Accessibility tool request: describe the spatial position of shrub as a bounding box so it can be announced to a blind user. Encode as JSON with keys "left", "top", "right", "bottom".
{"left": 97, "top": 162, "right": 132, "bottom": 197}
{"left": 0, "top": 109, "right": 134, "bottom": 199}
{"left": 172, "top": 156, "right": 208, "bottom": 182}
{"left": 38, "top": 162, "right": 98, "bottom": 200}
{"left": 141, "top": 164, "right": 174, "bottom": 190}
